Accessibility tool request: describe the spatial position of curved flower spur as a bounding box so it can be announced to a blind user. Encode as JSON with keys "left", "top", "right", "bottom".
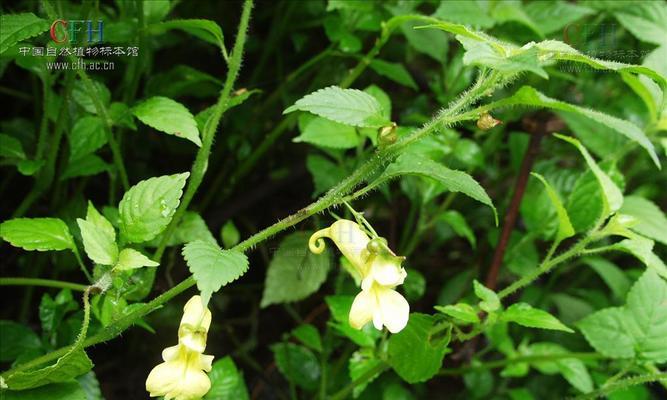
{"left": 309, "top": 218, "right": 410, "bottom": 333}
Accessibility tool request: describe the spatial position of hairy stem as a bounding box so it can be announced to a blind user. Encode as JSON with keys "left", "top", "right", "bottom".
{"left": 0, "top": 277, "right": 88, "bottom": 292}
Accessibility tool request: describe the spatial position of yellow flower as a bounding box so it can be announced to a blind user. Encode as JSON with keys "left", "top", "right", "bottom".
{"left": 309, "top": 220, "right": 410, "bottom": 333}
{"left": 146, "top": 295, "right": 214, "bottom": 400}
{"left": 349, "top": 282, "right": 410, "bottom": 333}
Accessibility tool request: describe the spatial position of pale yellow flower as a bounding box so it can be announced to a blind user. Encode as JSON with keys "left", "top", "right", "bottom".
{"left": 349, "top": 282, "right": 410, "bottom": 333}
{"left": 146, "top": 295, "right": 214, "bottom": 400}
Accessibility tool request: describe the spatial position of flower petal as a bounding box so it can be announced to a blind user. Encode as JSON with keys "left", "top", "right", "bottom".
{"left": 181, "top": 295, "right": 212, "bottom": 332}
{"left": 329, "top": 220, "right": 371, "bottom": 272}
{"left": 349, "top": 289, "right": 375, "bottom": 329}
{"left": 376, "top": 287, "right": 410, "bottom": 333}
{"left": 367, "top": 255, "right": 406, "bottom": 287}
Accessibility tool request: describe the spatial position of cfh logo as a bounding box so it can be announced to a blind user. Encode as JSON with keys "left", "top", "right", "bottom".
{"left": 49, "top": 20, "right": 104, "bottom": 44}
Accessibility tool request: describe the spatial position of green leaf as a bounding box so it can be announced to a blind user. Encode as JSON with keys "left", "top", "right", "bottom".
{"left": 578, "top": 269, "right": 667, "bottom": 362}
{"left": 221, "top": 220, "right": 240, "bottom": 249}
{"left": 582, "top": 257, "right": 631, "bottom": 300}
{"left": 379, "top": 154, "right": 497, "bottom": 223}
{"left": 614, "top": 2, "right": 667, "bottom": 45}
{"left": 77, "top": 372, "right": 102, "bottom": 400}
{"left": 524, "top": 1, "right": 594, "bottom": 36}
{"left": 555, "top": 134, "right": 624, "bottom": 216}
{"left": 291, "top": 324, "right": 323, "bottom": 352}
{"left": 145, "top": 65, "right": 222, "bottom": 99}
{"left": 369, "top": 59, "right": 418, "bottom": 90}
{"left": 294, "top": 114, "right": 359, "bottom": 149}
{"left": 72, "top": 80, "right": 110, "bottom": 115}
{"left": 306, "top": 154, "right": 347, "bottom": 196}
{"left": 0, "top": 13, "right": 50, "bottom": 55}
{"left": 491, "top": 0, "right": 543, "bottom": 38}
{"left": 523, "top": 342, "right": 593, "bottom": 393}
{"left": 118, "top": 173, "right": 189, "bottom": 243}
{"left": 435, "top": 303, "right": 480, "bottom": 324}
{"left": 0, "top": 134, "right": 26, "bottom": 159}
{"left": 76, "top": 202, "right": 118, "bottom": 265}
{"left": 69, "top": 116, "right": 106, "bottom": 161}
{"left": 284, "top": 86, "right": 390, "bottom": 128}
{"left": 61, "top": 155, "right": 110, "bottom": 180}
{"left": 500, "top": 303, "right": 573, "bottom": 332}
{"left": 349, "top": 349, "right": 383, "bottom": 398}
{"left": 387, "top": 314, "right": 450, "bottom": 383}
{"left": 109, "top": 102, "right": 136, "bottom": 130}
{"left": 17, "top": 159, "right": 44, "bottom": 176}
{"left": 182, "top": 240, "right": 249, "bottom": 305}
{"left": 620, "top": 196, "right": 667, "bottom": 246}
{"left": 148, "top": 211, "right": 216, "bottom": 248}
{"left": 132, "top": 96, "right": 201, "bottom": 146}
{"left": 113, "top": 248, "right": 158, "bottom": 271}
{"left": 204, "top": 356, "right": 249, "bottom": 400}
{"left": 0, "top": 218, "right": 75, "bottom": 251}
{"left": 4, "top": 349, "right": 93, "bottom": 390}
{"left": 261, "top": 232, "right": 331, "bottom": 308}
{"left": 401, "top": 20, "right": 448, "bottom": 61}
{"left": 271, "top": 343, "right": 320, "bottom": 391}
{"left": 1, "top": 381, "right": 87, "bottom": 400}
{"left": 473, "top": 280, "right": 500, "bottom": 313}
{"left": 0, "top": 321, "right": 41, "bottom": 362}
{"left": 566, "top": 170, "right": 603, "bottom": 232}
{"left": 611, "top": 237, "right": 667, "bottom": 279}
{"left": 432, "top": 1, "right": 495, "bottom": 28}
{"left": 325, "top": 295, "right": 379, "bottom": 347}
{"left": 148, "top": 19, "right": 227, "bottom": 56}
{"left": 439, "top": 210, "right": 477, "bottom": 248}
{"left": 459, "top": 37, "right": 547, "bottom": 79}
{"left": 530, "top": 173, "right": 574, "bottom": 242}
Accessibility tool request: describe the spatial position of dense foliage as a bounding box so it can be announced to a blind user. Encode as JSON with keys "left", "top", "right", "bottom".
{"left": 1, "top": 1, "right": 666, "bottom": 399}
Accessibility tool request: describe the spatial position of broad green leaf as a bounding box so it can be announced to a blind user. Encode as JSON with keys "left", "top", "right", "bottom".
{"left": 204, "top": 357, "right": 249, "bottom": 400}
{"left": 500, "top": 303, "right": 573, "bottom": 333}
{"left": 291, "top": 324, "right": 323, "bottom": 352}
{"left": 4, "top": 349, "right": 93, "bottom": 390}
{"left": 432, "top": 1, "right": 495, "bottom": 28}
{"left": 69, "top": 116, "right": 106, "bottom": 161}
{"left": 1, "top": 381, "right": 87, "bottom": 400}
{"left": 473, "top": 280, "right": 500, "bottom": 312}
{"left": 76, "top": 202, "right": 117, "bottom": 265}
{"left": 72, "top": 80, "right": 110, "bottom": 115}
{"left": 284, "top": 86, "right": 390, "bottom": 128}
{"left": 439, "top": 210, "right": 476, "bottom": 248}
{"left": 113, "top": 248, "right": 158, "bottom": 271}
{"left": 306, "top": 154, "right": 347, "bottom": 196}
{"left": 611, "top": 237, "right": 667, "bottom": 279}
{"left": 0, "top": 218, "right": 74, "bottom": 251}
{"left": 401, "top": 19, "right": 448, "bottom": 61}
{"left": 459, "top": 36, "right": 547, "bottom": 78}
{"left": 555, "top": 134, "right": 624, "bottom": 216}
{"left": 0, "top": 134, "right": 26, "bottom": 159}
{"left": 369, "top": 59, "right": 418, "bottom": 90}
{"left": 524, "top": 1, "right": 594, "bottom": 36}
{"left": 481, "top": 87, "right": 660, "bottom": 167}
{"left": 378, "top": 154, "right": 497, "bottom": 223}
{"left": 77, "top": 372, "right": 102, "bottom": 400}
{"left": 132, "top": 96, "right": 201, "bottom": 146}
{"left": 182, "top": 240, "right": 249, "bottom": 306}
{"left": 118, "top": 173, "right": 189, "bottom": 243}
{"left": 491, "top": 0, "right": 543, "bottom": 38}
{"left": 0, "top": 321, "right": 41, "bottom": 362}
{"left": 109, "top": 102, "right": 136, "bottom": 130}
{"left": 349, "top": 349, "right": 383, "bottom": 398}
{"left": 566, "top": 170, "right": 603, "bottom": 232}
{"left": 578, "top": 269, "right": 667, "bottom": 362}
{"left": 61, "top": 155, "right": 110, "bottom": 180}
{"left": 523, "top": 342, "right": 593, "bottom": 393}
{"left": 0, "top": 13, "right": 50, "bottom": 55}
{"left": 620, "top": 196, "right": 667, "bottom": 245}
{"left": 557, "top": 112, "right": 626, "bottom": 160}
{"left": 147, "top": 211, "right": 216, "bottom": 247}
{"left": 271, "top": 343, "right": 320, "bottom": 390}
{"left": 294, "top": 114, "right": 359, "bottom": 149}
{"left": 261, "top": 232, "right": 331, "bottom": 308}
{"left": 435, "top": 303, "right": 479, "bottom": 324}
{"left": 387, "top": 314, "right": 450, "bottom": 383}
{"left": 530, "top": 173, "right": 574, "bottom": 242}
{"left": 582, "top": 257, "right": 631, "bottom": 300}
{"left": 614, "top": 2, "right": 667, "bottom": 45}
{"left": 148, "top": 19, "right": 227, "bottom": 57}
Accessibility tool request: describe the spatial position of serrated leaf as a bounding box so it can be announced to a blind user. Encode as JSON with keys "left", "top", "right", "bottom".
{"left": 530, "top": 173, "right": 574, "bottom": 242}
{"left": 132, "top": 96, "right": 201, "bottom": 146}
{"left": 147, "top": 211, "right": 216, "bottom": 248}
{"left": 614, "top": 2, "right": 667, "bottom": 45}
{"left": 435, "top": 303, "right": 479, "bottom": 324}
{"left": 0, "top": 134, "right": 26, "bottom": 159}
{"left": 369, "top": 59, "right": 418, "bottom": 89}
{"left": 183, "top": 240, "right": 249, "bottom": 305}
{"left": 69, "top": 116, "right": 106, "bottom": 161}
{"left": 460, "top": 37, "right": 547, "bottom": 79}
{"left": 0, "top": 218, "right": 74, "bottom": 251}
{"left": 473, "top": 280, "right": 500, "bottom": 313}
{"left": 620, "top": 196, "right": 667, "bottom": 245}
{"left": 578, "top": 307, "right": 634, "bottom": 359}
{"left": 261, "top": 232, "right": 331, "bottom": 308}
{"left": 611, "top": 237, "right": 667, "bottom": 279}
{"left": 582, "top": 257, "right": 631, "bottom": 300}
{"left": 76, "top": 202, "right": 117, "bottom": 265}
{"left": 4, "top": 349, "right": 93, "bottom": 390}
{"left": 1, "top": 381, "right": 87, "bottom": 400}
{"left": 501, "top": 303, "right": 573, "bottom": 332}
{"left": 271, "top": 343, "right": 320, "bottom": 390}
{"left": 0, "top": 13, "right": 50, "bottom": 55}
{"left": 378, "top": 154, "right": 497, "bottom": 223}
{"left": 284, "top": 86, "right": 389, "bottom": 128}
{"left": 61, "top": 154, "right": 110, "bottom": 180}
{"left": 204, "top": 356, "right": 249, "bottom": 400}
{"left": 294, "top": 114, "right": 359, "bottom": 149}
{"left": 387, "top": 314, "right": 450, "bottom": 383}
{"left": 118, "top": 173, "right": 189, "bottom": 243}
{"left": 556, "top": 134, "right": 624, "bottom": 216}
{"left": 72, "top": 80, "right": 110, "bottom": 115}
{"left": 113, "top": 248, "right": 158, "bottom": 271}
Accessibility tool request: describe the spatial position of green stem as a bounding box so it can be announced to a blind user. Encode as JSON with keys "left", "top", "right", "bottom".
{"left": 2, "top": 64, "right": 501, "bottom": 380}
{"left": 72, "top": 245, "right": 93, "bottom": 282}
{"left": 439, "top": 352, "right": 604, "bottom": 376}
{"left": 575, "top": 372, "right": 667, "bottom": 400}
{"left": 153, "top": 0, "right": 254, "bottom": 261}
{"left": 0, "top": 278, "right": 87, "bottom": 292}
{"left": 329, "top": 362, "right": 389, "bottom": 400}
